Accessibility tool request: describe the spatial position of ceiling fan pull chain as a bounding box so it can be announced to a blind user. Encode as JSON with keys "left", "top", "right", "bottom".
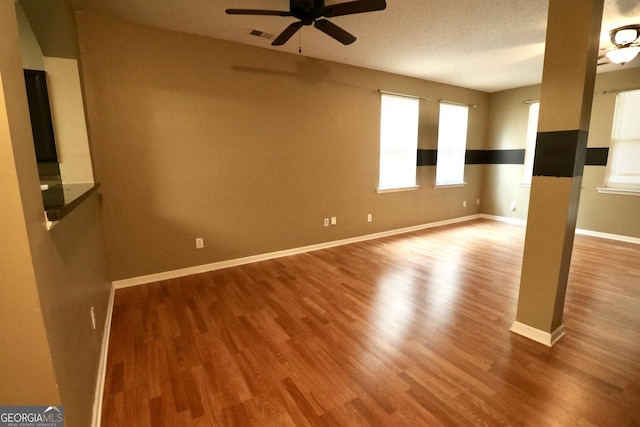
{"left": 299, "top": 29, "right": 302, "bottom": 53}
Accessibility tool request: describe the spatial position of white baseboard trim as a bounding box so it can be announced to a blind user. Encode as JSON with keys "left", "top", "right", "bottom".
{"left": 574, "top": 228, "right": 640, "bottom": 245}
{"left": 113, "top": 214, "right": 481, "bottom": 289}
{"left": 479, "top": 214, "right": 527, "bottom": 226}
{"left": 91, "top": 283, "right": 115, "bottom": 427}
{"left": 510, "top": 321, "right": 565, "bottom": 347}
{"left": 481, "top": 214, "right": 640, "bottom": 245}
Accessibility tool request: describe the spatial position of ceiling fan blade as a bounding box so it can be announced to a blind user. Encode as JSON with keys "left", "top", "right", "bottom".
{"left": 272, "top": 22, "right": 304, "bottom": 46}
{"left": 314, "top": 19, "right": 356, "bottom": 45}
{"left": 226, "top": 9, "right": 292, "bottom": 16}
{"left": 322, "top": 0, "right": 386, "bottom": 17}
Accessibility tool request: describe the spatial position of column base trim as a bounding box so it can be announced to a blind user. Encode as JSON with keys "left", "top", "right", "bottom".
{"left": 510, "top": 321, "right": 565, "bottom": 347}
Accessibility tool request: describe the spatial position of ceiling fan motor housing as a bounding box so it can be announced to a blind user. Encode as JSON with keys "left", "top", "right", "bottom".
{"left": 291, "top": 0, "right": 324, "bottom": 24}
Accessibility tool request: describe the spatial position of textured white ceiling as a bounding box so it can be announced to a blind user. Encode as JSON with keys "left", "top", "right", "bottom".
{"left": 70, "top": 0, "right": 640, "bottom": 93}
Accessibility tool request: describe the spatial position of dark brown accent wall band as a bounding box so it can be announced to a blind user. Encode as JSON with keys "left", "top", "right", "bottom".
{"left": 467, "top": 149, "right": 526, "bottom": 165}
{"left": 417, "top": 149, "right": 437, "bottom": 166}
{"left": 417, "top": 149, "right": 527, "bottom": 166}
{"left": 532, "top": 130, "right": 588, "bottom": 177}
{"left": 416, "top": 145, "right": 606, "bottom": 167}
{"left": 464, "top": 150, "right": 488, "bottom": 164}
{"left": 585, "top": 147, "right": 608, "bottom": 166}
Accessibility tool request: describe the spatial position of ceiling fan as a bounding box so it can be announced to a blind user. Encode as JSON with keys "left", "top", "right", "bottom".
{"left": 598, "top": 24, "right": 640, "bottom": 65}
{"left": 226, "top": 0, "right": 387, "bottom": 46}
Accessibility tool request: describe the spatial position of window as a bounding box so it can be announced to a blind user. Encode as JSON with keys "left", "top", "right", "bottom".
{"left": 378, "top": 94, "right": 419, "bottom": 191}
{"left": 522, "top": 101, "right": 540, "bottom": 185}
{"left": 435, "top": 102, "right": 468, "bottom": 186}
{"left": 603, "top": 90, "right": 640, "bottom": 193}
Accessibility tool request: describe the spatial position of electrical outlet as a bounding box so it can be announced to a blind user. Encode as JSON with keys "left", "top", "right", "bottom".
{"left": 195, "top": 237, "right": 204, "bottom": 249}
{"left": 323, "top": 218, "right": 330, "bottom": 227}
{"left": 331, "top": 217, "right": 337, "bottom": 226}
{"left": 90, "top": 306, "right": 96, "bottom": 330}
{"left": 511, "top": 201, "right": 517, "bottom": 211}
{"left": 477, "top": 199, "right": 480, "bottom": 205}
{"left": 367, "top": 213, "right": 373, "bottom": 222}
{"left": 463, "top": 200, "right": 467, "bottom": 208}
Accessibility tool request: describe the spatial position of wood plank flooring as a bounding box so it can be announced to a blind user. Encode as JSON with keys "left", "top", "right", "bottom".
{"left": 101, "top": 219, "right": 640, "bottom": 426}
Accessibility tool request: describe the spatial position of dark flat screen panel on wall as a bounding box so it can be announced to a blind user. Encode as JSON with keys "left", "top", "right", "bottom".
{"left": 24, "top": 69, "right": 58, "bottom": 162}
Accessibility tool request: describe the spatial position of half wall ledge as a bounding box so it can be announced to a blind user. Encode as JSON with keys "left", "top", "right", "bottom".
{"left": 43, "top": 182, "right": 99, "bottom": 227}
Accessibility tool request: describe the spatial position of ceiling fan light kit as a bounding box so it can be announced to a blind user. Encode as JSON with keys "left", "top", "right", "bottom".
{"left": 606, "top": 46, "right": 640, "bottom": 64}
{"left": 604, "top": 24, "right": 640, "bottom": 64}
{"left": 610, "top": 25, "right": 640, "bottom": 45}
{"left": 226, "top": 0, "right": 386, "bottom": 47}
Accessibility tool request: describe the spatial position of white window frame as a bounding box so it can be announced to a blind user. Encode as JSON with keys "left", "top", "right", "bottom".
{"left": 435, "top": 102, "right": 468, "bottom": 187}
{"left": 598, "top": 89, "right": 640, "bottom": 196}
{"left": 378, "top": 93, "right": 420, "bottom": 192}
{"left": 521, "top": 101, "right": 540, "bottom": 185}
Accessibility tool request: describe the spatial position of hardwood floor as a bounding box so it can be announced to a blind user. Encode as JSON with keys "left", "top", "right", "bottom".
{"left": 101, "top": 219, "right": 640, "bottom": 426}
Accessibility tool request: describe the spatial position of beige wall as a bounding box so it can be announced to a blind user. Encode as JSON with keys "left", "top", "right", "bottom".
{"left": 17, "top": 2, "right": 94, "bottom": 185}
{"left": 18, "top": 1, "right": 94, "bottom": 186}
{"left": 43, "top": 56, "right": 94, "bottom": 183}
{"left": 0, "top": 63, "right": 60, "bottom": 408}
{"left": 75, "top": 12, "right": 489, "bottom": 281}
{"left": 578, "top": 68, "right": 640, "bottom": 236}
{"left": 482, "top": 84, "right": 540, "bottom": 218}
{"left": 483, "top": 67, "right": 640, "bottom": 238}
{"left": 1, "top": 1, "right": 111, "bottom": 426}
{"left": 16, "top": 2, "right": 44, "bottom": 70}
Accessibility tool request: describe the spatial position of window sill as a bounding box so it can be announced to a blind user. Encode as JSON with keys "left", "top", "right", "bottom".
{"left": 434, "top": 182, "right": 467, "bottom": 189}
{"left": 377, "top": 185, "right": 420, "bottom": 194}
{"left": 596, "top": 187, "right": 640, "bottom": 196}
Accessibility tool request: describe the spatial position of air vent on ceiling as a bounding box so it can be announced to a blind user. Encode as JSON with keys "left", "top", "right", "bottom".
{"left": 250, "top": 29, "right": 274, "bottom": 40}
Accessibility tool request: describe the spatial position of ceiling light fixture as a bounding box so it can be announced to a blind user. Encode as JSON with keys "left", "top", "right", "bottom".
{"left": 606, "top": 24, "right": 640, "bottom": 64}
{"left": 610, "top": 25, "right": 640, "bottom": 46}
{"left": 606, "top": 46, "right": 640, "bottom": 64}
